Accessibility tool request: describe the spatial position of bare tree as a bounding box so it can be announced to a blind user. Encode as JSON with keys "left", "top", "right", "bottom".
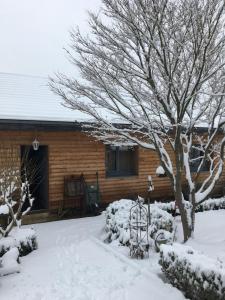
{"left": 50, "top": 0, "right": 225, "bottom": 242}
{"left": 0, "top": 146, "right": 35, "bottom": 237}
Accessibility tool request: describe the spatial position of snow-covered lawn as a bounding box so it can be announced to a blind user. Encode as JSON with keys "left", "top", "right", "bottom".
{"left": 1, "top": 209, "right": 225, "bottom": 300}
{"left": 0, "top": 214, "right": 184, "bottom": 300}
{"left": 186, "top": 210, "right": 225, "bottom": 264}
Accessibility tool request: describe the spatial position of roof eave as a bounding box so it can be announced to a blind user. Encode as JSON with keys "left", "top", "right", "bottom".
{"left": 0, "top": 119, "right": 83, "bottom": 131}
{"left": 0, "top": 119, "right": 220, "bottom": 134}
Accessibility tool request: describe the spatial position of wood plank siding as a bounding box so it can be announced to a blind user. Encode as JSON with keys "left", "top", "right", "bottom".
{"left": 0, "top": 129, "right": 224, "bottom": 212}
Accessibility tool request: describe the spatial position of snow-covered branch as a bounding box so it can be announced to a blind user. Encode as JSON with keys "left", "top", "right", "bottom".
{"left": 50, "top": 0, "right": 225, "bottom": 242}
{"left": 0, "top": 146, "right": 35, "bottom": 237}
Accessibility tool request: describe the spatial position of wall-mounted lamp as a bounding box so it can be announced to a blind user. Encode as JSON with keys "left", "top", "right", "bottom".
{"left": 32, "top": 138, "right": 40, "bottom": 151}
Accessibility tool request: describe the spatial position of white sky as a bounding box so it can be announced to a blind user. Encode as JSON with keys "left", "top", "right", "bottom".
{"left": 0, "top": 0, "right": 101, "bottom": 77}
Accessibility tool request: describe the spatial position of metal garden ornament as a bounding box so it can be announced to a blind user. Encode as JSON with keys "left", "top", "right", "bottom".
{"left": 129, "top": 196, "right": 150, "bottom": 259}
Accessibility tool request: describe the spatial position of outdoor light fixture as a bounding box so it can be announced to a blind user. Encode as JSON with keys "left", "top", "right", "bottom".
{"left": 32, "top": 138, "right": 40, "bottom": 151}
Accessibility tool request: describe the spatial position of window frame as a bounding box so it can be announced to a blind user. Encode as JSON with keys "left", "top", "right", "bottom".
{"left": 105, "top": 145, "right": 138, "bottom": 178}
{"left": 189, "top": 145, "right": 210, "bottom": 173}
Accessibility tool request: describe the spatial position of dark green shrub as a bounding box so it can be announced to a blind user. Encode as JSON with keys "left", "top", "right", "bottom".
{"left": 159, "top": 244, "right": 225, "bottom": 300}
{"left": 0, "top": 228, "right": 37, "bottom": 257}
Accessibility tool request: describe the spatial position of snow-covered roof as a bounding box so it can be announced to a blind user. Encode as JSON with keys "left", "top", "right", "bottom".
{"left": 0, "top": 72, "right": 211, "bottom": 132}
{"left": 0, "top": 72, "right": 92, "bottom": 123}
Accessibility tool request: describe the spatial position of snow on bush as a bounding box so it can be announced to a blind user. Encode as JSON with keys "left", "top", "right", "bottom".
{"left": 0, "top": 228, "right": 37, "bottom": 257}
{"left": 150, "top": 206, "right": 174, "bottom": 236}
{"left": 0, "top": 247, "right": 20, "bottom": 276}
{"left": 154, "top": 229, "right": 173, "bottom": 252}
{"left": 153, "top": 197, "right": 225, "bottom": 215}
{"left": 104, "top": 199, "right": 133, "bottom": 244}
{"left": 104, "top": 199, "right": 174, "bottom": 246}
{"left": 153, "top": 200, "right": 192, "bottom": 213}
{"left": 196, "top": 197, "right": 225, "bottom": 212}
{"left": 0, "top": 204, "right": 9, "bottom": 215}
{"left": 159, "top": 243, "right": 225, "bottom": 300}
{"left": 152, "top": 201, "right": 177, "bottom": 214}
{"left": 0, "top": 145, "right": 35, "bottom": 238}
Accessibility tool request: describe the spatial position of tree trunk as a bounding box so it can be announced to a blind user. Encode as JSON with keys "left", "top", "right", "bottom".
{"left": 174, "top": 135, "right": 192, "bottom": 242}
{"left": 189, "top": 189, "right": 196, "bottom": 235}
{"left": 175, "top": 181, "right": 192, "bottom": 242}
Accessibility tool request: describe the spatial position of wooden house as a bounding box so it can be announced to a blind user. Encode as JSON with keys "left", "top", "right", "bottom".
{"left": 0, "top": 73, "right": 224, "bottom": 222}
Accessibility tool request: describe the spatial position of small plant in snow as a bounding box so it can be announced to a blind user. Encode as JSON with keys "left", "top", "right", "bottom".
{"left": 0, "top": 146, "right": 35, "bottom": 237}
{"left": 154, "top": 230, "right": 173, "bottom": 252}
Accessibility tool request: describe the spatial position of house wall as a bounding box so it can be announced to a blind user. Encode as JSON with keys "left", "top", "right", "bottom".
{"left": 0, "top": 130, "right": 224, "bottom": 212}
{"left": 0, "top": 130, "right": 175, "bottom": 211}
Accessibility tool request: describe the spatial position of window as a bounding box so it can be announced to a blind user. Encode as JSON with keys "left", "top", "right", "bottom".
{"left": 190, "top": 145, "right": 210, "bottom": 173}
{"left": 105, "top": 145, "right": 138, "bottom": 177}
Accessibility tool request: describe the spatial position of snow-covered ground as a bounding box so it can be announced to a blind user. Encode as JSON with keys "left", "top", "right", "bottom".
{"left": 186, "top": 210, "right": 225, "bottom": 263}
{"left": 1, "top": 209, "right": 225, "bottom": 300}
{"left": 0, "top": 214, "right": 184, "bottom": 300}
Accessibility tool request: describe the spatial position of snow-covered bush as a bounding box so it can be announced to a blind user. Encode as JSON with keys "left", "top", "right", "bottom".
{"left": 196, "top": 197, "right": 225, "bottom": 212}
{"left": 0, "top": 145, "right": 38, "bottom": 237}
{"left": 159, "top": 243, "right": 225, "bottom": 300}
{"left": 105, "top": 199, "right": 133, "bottom": 244}
{"left": 152, "top": 201, "right": 177, "bottom": 214}
{"left": 104, "top": 199, "right": 174, "bottom": 246}
{"left": 149, "top": 206, "right": 174, "bottom": 238}
{"left": 0, "top": 247, "right": 20, "bottom": 276}
{"left": 0, "top": 228, "right": 37, "bottom": 257}
{"left": 154, "top": 230, "right": 173, "bottom": 252}
{"left": 153, "top": 200, "right": 192, "bottom": 214}
{"left": 153, "top": 197, "right": 225, "bottom": 215}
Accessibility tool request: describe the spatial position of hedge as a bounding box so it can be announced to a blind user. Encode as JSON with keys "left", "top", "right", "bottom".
{"left": 0, "top": 228, "right": 37, "bottom": 257}
{"left": 104, "top": 199, "right": 174, "bottom": 246}
{"left": 159, "top": 243, "right": 225, "bottom": 300}
{"left": 153, "top": 197, "right": 225, "bottom": 215}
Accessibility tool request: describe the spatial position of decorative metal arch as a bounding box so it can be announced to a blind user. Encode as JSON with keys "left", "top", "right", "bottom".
{"left": 129, "top": 197, "right": 149, "bottom": 259}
